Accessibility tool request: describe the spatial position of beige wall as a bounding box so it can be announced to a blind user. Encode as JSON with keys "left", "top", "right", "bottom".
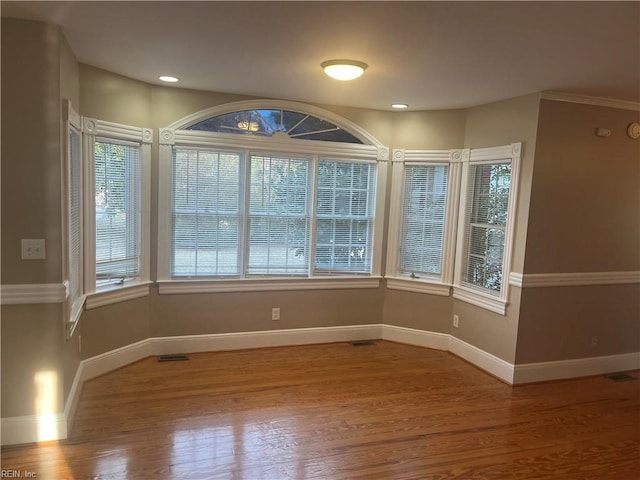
{"left": 80, "top": 297, "right": 151, "bottom": 359}
{"left": 516, "top": 100, "right": 640, "bottom": 363}
{"left": 1, "top": 19, "right": 63, "bottom": 284}
{"left": 1, "top": 304, "right": 65, "bottom": 417}
{"left": 524, "top": 100, "right": 640, "bottom": 273}
{"left": 79, "top": 64, "right": 151, "bottom": 127}
{"left": 151, "top": 288, "right": 384, "bottom": 338}
{"left": 382, "top": 290, "right": 452, "bottom": 333}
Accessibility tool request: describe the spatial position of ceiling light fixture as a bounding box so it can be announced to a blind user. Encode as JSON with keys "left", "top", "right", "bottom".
{"left": 392, "top": 103, "right": 409, "bottom": 109}
{"left": 159, "top": 75, "right": 179, "bottom": 83}
{"left": 321, "top": 60, "right": 368, "bottom": 81}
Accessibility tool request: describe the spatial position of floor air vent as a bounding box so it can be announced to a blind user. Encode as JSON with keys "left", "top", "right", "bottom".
{"left": 350, "top": 341, "right": 377, "bottom": 347}
{"left": 606, "top": 373, "right": 637, "bottom": 382}
{"left": 158, "top": 354, "right": 190, "bottom": 362}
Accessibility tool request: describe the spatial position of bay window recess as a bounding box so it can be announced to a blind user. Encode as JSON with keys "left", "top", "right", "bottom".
{"left": 62, "top": 100, "right": 84, "bottom": 336}
{"left": 157, "top": 101, "right": 388, "bottom": 294}
{"left": 82, "top": 118, "right": 152, "bottom": 308}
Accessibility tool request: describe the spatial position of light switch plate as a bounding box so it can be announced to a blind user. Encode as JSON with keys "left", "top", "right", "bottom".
{"left": 21, "top": 239, "right": 46, "bottom": 260}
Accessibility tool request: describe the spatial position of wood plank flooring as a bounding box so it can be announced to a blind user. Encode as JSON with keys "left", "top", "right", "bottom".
{"left": 2, "top": 341, "right": 639, "bottom": 479}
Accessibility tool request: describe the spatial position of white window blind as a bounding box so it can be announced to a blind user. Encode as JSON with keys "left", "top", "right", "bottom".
{"left": 315, "top": 160, "right": 375, "bottom": 273}
{"left": 172, "top": 148, "right": 241, "bottom": 276}
{"left": 462, "top": 162, "right": 511, "bottom": 294}
{"left": 248, "top": 154, "right": 310, "bottom": 275}
{"left": 94, "top": 140, "right": 141, "bottom": 285}
{"left": 399, "top": 164, "right": 449, "bottom": 278}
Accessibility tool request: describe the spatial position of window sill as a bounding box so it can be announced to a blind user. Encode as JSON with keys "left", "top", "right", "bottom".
{"left": 85, "top": 281, "right": 152, "bottom": 309}
{"left": 157, "top": 277, "right": 381, "bottom": 295}
{"left": 385, "top": 277, "right": 451, "bottom": 296}
{"left": 452, "top": 286, "right": 507, "bottom": 315}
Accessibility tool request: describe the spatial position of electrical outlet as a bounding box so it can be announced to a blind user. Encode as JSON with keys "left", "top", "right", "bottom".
{"left": 453, "top": 314, "right": 459, "bottom": 328}
{"left": 591, "top": 335, "right": 598, "bottom": 347}
{"left": 272, "top": 307, "right": 281, "bottom": 321}
{"left": 21, "top": 239, "right": 46, "bottom": 260}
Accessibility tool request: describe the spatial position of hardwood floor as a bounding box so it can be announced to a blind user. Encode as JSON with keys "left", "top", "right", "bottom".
{"left": 2, "top": 341, "right": 639, "bottom": 479}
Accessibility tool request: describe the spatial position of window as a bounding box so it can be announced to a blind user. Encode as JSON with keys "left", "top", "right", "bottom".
{"left": 62, "top": 100, "right": 84, "bottom": 335}
{"left": 315, "top": 160, "right": 375, "bottom": 274}
{"left": 248, "top": 154, "right": 311, "bottom": 275}
{"left": 386, "top": 150, "right": 461, "bottom": 295}
{"left": 399, "top": 164, "right": 449, "bottom": 277}
{"left": 94, "top": 140, "right": 141, "bottom": 285}
{"left": 172, "top": 148, "right": 242, "bottom": 276}
{"left": 187, "top": 108, "right": 364, "bottom": 144}
{"left": 82, "top": 118, "right": 152, "bottom": 308}
{"left": 453, "top": 143, "right": 521, "bottom": 314}
{"left": 157, "top": 101, "right": 388, "bottom": 293}
{"left": 462, "top": 163, "right": 510, "bottom": 292}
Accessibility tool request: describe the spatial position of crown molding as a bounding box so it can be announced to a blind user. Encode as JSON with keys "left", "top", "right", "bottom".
{"left": 541, "top": 91, "right": 640, "bottom": 112}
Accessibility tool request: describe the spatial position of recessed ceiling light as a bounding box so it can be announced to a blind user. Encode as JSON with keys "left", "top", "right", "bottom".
{"left": 321, "top": 60, "right": 368, "bottom": 81}
{"left": 392, "top": 103, "right": 409, "bottom": 109}
{"left": 159, "top": 75, "right": 179, "bottom": 83}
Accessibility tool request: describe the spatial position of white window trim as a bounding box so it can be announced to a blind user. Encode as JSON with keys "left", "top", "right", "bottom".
{"left": 158, "top": 277, "right": 381, "bottom": 294}
{"left": 385, "top": 148, "right": 462, "bottom": 294}
{"left": 157, "top": 102, "right": 388, "bottom": 294}
{"left": 82, "top": 117, "right": 152, "bottom": 308}
{"left": 62, "top": 100, "right": 84, "bottom": 336}
{"left": 452, "top": 143, "right": 522, "bottom": 315}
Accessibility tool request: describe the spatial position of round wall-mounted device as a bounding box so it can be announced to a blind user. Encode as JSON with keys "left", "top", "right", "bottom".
{"left": 627, "top": 122, "right": 640, "bottom": 139}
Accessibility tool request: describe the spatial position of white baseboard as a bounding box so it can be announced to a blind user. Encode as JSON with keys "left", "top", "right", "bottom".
{"left": 81, "top": 339, "right": 152, "bottom": 382}
{"left": 149, "top": 324, "right": 383, "bottom": 356}
{"left": 513, "top": 351, "right": 640, "bottom": 384}
{"left": 381, "top": 324, "right": 449, "bottom": 351}
{"left": 3, "top": 324, "right": 637, "bottom": 446}
{"left": 1, "top": 413, "right": 67, "bottom": 446}
{"left": 63, "top": 359, "right": 85, "bottom": 438}
{"left": 448, "top": 336, "right": 515, "bottom": 384}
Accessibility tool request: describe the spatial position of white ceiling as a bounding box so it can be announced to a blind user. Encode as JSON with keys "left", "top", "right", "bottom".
{"left": 3, "top": 1, "right": 639, "bottom": 111}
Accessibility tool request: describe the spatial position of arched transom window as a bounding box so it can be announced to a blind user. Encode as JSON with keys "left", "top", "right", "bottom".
{"left": 187, "top": 108, "right": 364, "bottom": 144}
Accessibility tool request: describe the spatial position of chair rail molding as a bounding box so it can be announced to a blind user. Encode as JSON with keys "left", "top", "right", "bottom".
{"left": 0, "top": 283, "right": 68, "bottom": 305}
{"left": 509, "top": 271, "right": 640, "bottom": 288}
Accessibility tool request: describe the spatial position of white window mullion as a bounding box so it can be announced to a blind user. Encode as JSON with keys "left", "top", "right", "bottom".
{"left": 385, "top": 152, "right": 406, "bottom": 277}
{"left": 308, "top": 155, "right": 319, "bottom": 277}
{"left": 442, "top": 155, "right": 462, "bottom": 285}
{"left": 371, "top": 149, "right": 387, "bottom": 277}
{"left": 241, "top": 149, "right": 251, "bottom": 277}
{"left": 157, "top": 138, "right": 174, "bottom": 281}
{"left": 139, "top": 141, "right": 151, "bottom": 282}
{"left": 82, "top": 120, "right": 97, "bottom": 295}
